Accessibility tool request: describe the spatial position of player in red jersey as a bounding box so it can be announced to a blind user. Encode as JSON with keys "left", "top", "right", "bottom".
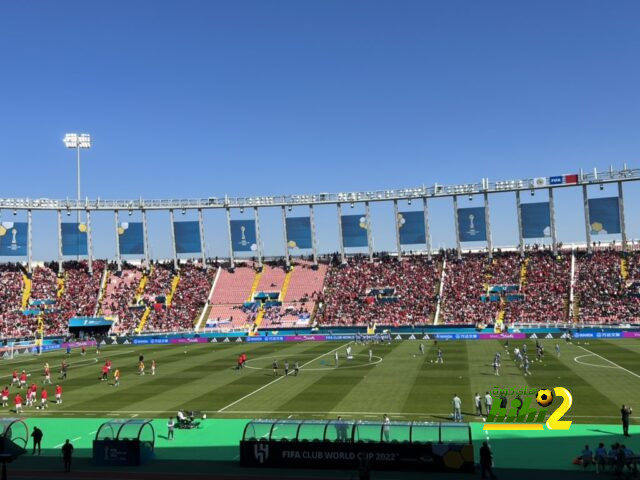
{"left": 14, "top": 393, "right": 23, "bottom": 414}
{"left": 40, "top": 388, "right": 48, "bottom": 409}
{"left": 43, "top": 365, "right": 52, "bottom": 384}
{"left": 20, "top": 371, "right": 27, "bottom": 388}
{"left": 55, "top": 385, "right": 63, "bottom": 404}
{"left": 1, "top": 386, "right": 9, "bottom": 407}
{"left": 101, "top": 365, "right": 109, "bottom": 381}
{"left": 11, "top": 370, "right": 19, "bottom": 387}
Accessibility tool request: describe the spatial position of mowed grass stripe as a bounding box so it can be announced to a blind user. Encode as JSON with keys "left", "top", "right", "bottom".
{"left": 167, "top": 342, "right": 351, "bottom": 412}
{"left": 81, "top": 342, "right": 331, "bottom": 414}
{"left": 272, "top": 342, "right": 398, "bottom": 416}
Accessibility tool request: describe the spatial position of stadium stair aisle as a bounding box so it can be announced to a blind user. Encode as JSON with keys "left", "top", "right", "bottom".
{"left": 135, "top": 269, "right": 149, "bottom": 304}
{"left": 96, "top": 268, "right": 110, "bottom": 316}
{"left": 56, "top": 275, "right": 65, "bottom": 298}
{"left": 135, "top": 307, "right": 151, "bottom": 334}
{"left": 279, "top": 266, "right": 293, "bottom": 301}
{"left": 21, "top": 273, "right": 31, "bottom": 309}
{"left": 248, "top": 309, "right": 265, "bottom": 336}
{"left": 166, "top": 275, "right": 180, "bottom": 306}
{"left": 520, "top": 257, "right": 528, "bottom": 287}
{"left": 246, "top": 269, "right": 263, "bottom": 302}
{"left": 621, "top": 257, "right": 629, "bottom": 281}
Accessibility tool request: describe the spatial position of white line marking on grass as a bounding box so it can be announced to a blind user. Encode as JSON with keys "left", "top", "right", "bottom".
{"left": 216, "top": 342, "right": 351, "bottom": 413}
{"left": 576, "top": 345, "right": 640, "bottom": 379}
{"left": 574, "top": 354, "right": 618, "bottom": 369}
{"left": 89, "top": 431, "right": 97, "bottom": 435}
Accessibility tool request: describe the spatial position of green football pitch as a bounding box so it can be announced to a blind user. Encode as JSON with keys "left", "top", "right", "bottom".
{"left": 1, "top": 338, "right": 639, "bottom": 479}
{"left": 0, "top": 338, "right": 638, "bottom": 423}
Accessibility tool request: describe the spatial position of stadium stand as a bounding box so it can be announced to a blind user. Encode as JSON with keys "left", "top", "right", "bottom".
{"left": 205, "top": 263, "right": 259, "bottom": 330}
{"left": 319, "top": 255, "right": 440, "bottom": 326}
{"left": 100, "top": 263, "right": 145, "bottom": 334}
{"left": 575, "top": 248, "right": 640, "bottom": 323}
{"left": 145, "top": 262, "right": 214, "bottom": 332}
{"left": 0, "top": 264, "right": 26, "bottom": 337}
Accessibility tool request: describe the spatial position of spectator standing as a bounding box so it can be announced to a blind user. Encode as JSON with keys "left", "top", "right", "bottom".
{"left": 61, "top": 439, "right": 74, "bottom": 472}
{"left": 31, "top": 426, "right": 43, "bottom": 455}
{"left": 621, "top": 404, "right": 632, "bottom": 437}
{"left": 382, "top": 414, "right": 390, "bottom": 442}
{"left": 479, "top": 441, "right": 496, "bottom": 479}
{"left": 167, "top": 417, "right": 175, "bottom": 440}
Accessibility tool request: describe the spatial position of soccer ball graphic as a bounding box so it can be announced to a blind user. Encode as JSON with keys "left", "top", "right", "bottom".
{"left": 536, "top": 389, "right": 553, "bottom": 407}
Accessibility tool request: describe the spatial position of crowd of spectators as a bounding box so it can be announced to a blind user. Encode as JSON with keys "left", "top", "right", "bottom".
{"left": 0, "top": 264, "right": 27, "bottom": 338}
{"left": 440, "top": 253, "right": 500, "bottom": 325}
{"left": 101, "top": 262, "right": 146, "bottom": 334}
{"left": 505, "top": 250, "right": 570, "bottom": 324}
{"left": 319, "top": 255, "right": 439, "bottom": 326}
{"left": 30, "top": 263, "right": 58, "bottom": 300}
{"left": 575, "top": 249, "right": 640, "bottom": 323}
{"left": 146, "top": 262, "right": 214, "bottom": 332}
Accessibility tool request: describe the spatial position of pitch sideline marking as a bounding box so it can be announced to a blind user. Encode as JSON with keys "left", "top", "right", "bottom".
{"left": 575, "top": 345, "right": 640, "bottom": 379}
{"left": 217, "top": 342, "right": 351, "bottom": 413}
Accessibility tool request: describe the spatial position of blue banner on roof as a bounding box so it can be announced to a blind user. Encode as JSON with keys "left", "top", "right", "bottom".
{"left": 118, "top": 222, "right": 144, "bottom": 255}
{"left": 398, "top": 211, "right": 426, "bottom": 245}
{"left": 230, "top": 220, "right": 257, "bottom": 252}
{"left": 0, "top": 222, "right": 27, "bottom": 257}
{"left": 286, "top": 217, "right": 312, "bottom": 249}
{"left": 341, "top": 215, "right": 369, "bottom": 248}
{"left": 521, "top": 202, "right": 551, "bottom": 239}
{"left": 457, "top": 207, "right": 487, "bottom": 242}
{"left": 173, "top": 221, "right": 202, "bottom": 254}
{"left": 588, "top": 197, "right": 621, "bottom": 235}
{"left": 61, "top": 222, "right": 88, "bottom": 256}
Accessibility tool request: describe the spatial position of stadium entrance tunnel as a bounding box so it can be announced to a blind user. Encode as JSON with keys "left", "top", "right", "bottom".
{"left": 240, "top": 419, "right": 474, "bottom": 473}
{"left": 93, "top": 419, "right": 155, "bottom": 466}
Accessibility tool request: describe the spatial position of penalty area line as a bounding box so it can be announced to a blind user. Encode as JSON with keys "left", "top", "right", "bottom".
{"left": 576, "top": 345, "right": 640, "bottom": 380}
{"left": 216, "top": 342, "right": 351, "bottom": 413}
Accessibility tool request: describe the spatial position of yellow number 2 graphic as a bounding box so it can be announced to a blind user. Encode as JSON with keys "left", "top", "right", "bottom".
{"left": 545, "top": 387, "right": 573, "bottom": 430}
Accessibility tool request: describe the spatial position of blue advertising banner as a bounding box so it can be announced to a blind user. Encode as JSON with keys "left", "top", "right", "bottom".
{"left": 286, "top": 217, "right": 312, "bottom": 249}
{"left": 68, "top": 317, "right": 114, "bottom": 328}
{"left": 520, "top": 202, "right": 551, "bottom": 239}
{"left": 230, "top": 220, "right": 257, "bottom": 252}
{"left": 588, "top": 197, "right": 621, "bottom": 235}
{"left": 341, "top": 215, "right": 368, "bottom": 248}
{"left": 118, "top": 222, "right": 144, "bottom": 255}
{"left": 173, "top": 221, "right": 202, "bottom": 253}
{"left": 457, "top": 207, "right": 487, "bottom": 242}
{"left": 398, "top": 211, "right": 425, "bottom": 245}
{"left": 61, "top": 222, "right": 88, "bottom": 256}
{"left": 0, "top": 221, "right": 27, "bottom": 256}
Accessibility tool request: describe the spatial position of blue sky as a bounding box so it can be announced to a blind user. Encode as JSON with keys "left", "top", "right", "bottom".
{"left": 1, "top": 1, "right": 639, "bottom": 260}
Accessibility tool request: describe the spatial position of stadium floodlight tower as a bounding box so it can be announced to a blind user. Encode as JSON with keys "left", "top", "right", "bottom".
{"left": 63, "top": 133, "right": 91, "bottom": 205}
{"left": 63, "top": 133, "right": 91, "bottom": 261}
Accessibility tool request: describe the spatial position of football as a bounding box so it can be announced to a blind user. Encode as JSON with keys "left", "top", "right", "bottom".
{"left": 536, "top": 389, "right": 553, "bottom": 407}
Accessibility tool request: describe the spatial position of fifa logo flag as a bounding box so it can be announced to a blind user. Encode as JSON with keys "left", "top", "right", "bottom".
{"left": 173, "top": 221, "right": 202, "bottom": 254}
{"left": 118, "top": 222, "right": 144, "bottom": 255}
{"left": 341, "top": 215, "right": 368, "bottom": 248}
{"left": 61, "top": 222, "right": 88, "bottom": 256}
{"left": 588, "top": 197, "right": 621, "bottom": 235}
{"left": 456, "top": 207, "right": 487, "bottom": 242}
{"left": 520, "top": 202, "right": 551, "bottom": 239}
{"left": 230, "top": 220, "right": 257, "bottom": 252}
{"left": 0, "top": 222, "right": 27, "bottom": 256}
{"left": 285, "top": 217, "right": 312, "bottom": 249}
{"left": 397, "top": 211, "right": 426, "bottom": 245}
